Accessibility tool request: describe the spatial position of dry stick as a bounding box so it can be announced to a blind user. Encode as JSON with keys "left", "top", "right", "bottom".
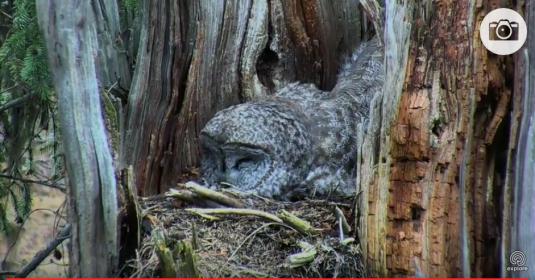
{"left": 278, "top": 210, "right": 317, "bottom": 235}
{"left": 15, "top": 224, "right": 71, "bottom": 278}
{"left": 0, "top": 8, "right": 12, "bottom": 19}
{"left": 181, "top": 181, "right": 245, "bottom": 208}
{"left": 334, "top": 206, "right": 351, "bottom": 233}
{"left": 287, "top": 241, "right": 317, "bottom": 268}
{"left": 186, "top": 208, "right": 283, "bottom": 224}
{"left": 0, "top": 173, "right": 66, "bottom": 192}
{"left": 166, "top": 188, "right": 199, "bottom": 203}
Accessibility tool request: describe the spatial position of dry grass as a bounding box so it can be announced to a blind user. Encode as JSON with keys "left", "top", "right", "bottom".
{"left": 123, "top": 191, "right": 365, "bottom": 278}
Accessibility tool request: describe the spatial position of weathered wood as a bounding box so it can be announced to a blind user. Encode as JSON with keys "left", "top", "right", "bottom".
{"left": 111, "top": 0, "right": 532, "bottom": 277}
{"left": 358, "top": 0, "right": 526, "bottom": 277}
{"left": 153, "top": 229, "right": 177, "bottom": 277}
{"left": 123, "top": 0, "right": 363, "bottom": 195}
{"left": 510, "top": 1, "right": 535, "bottom": 278}
{"left": 92, "top": 0, "right": 132, "bottom": 91}
{"left": 36, "top": 0, "right": 119, "bottom": 276}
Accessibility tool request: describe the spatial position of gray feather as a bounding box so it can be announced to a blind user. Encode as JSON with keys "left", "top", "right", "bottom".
{"left": 200, "top": 38, "right": 384, "bottom": 200}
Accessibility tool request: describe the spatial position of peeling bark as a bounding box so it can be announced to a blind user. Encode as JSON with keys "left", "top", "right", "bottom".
{"left": 358, "top": 0, "right": 528, "bottom": 277}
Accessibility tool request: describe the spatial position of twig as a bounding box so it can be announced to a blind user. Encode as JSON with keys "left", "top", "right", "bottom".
{"left": 287, "top": 241, "right": 317, "bottom": 268}
{"left": 277, "top": 210, "right": 317, "bottom": 235}
{"left": 2, "top": 208, "right": 67, "bottom": 267}
{"left": 0, "top": 84, "right": 20, "bottom": 95}
{"left": 0, "top": 173, "right": 66, "bottom": 192}
{"left": 0, "top": 9, "right": 12, "bottom": 19}
{"left": 186, "top": 208, "right": 283, "bottom": 224}
{"left": 334, "top": 206, "right": 351, "bottom": 234}
{"left": 180, "top": 181, "right": 245, "bottom": 208}
{"left": 0, "top": 92, "right": 34, "bottom": 113}
{"left": 15, "top": 224, "right": 71, "bottom": 277}
{"left": 228, "top": 223, "right": 278, "bottom": 260}
{"left": 166, "top": 188, "right": 199, "bottom": 203}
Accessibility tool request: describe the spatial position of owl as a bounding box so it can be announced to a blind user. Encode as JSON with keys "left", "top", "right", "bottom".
{"left": 200, "top": 38, "right": 384, "bottom": 200}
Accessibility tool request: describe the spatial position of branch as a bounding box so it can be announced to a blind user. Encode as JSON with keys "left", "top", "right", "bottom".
{"left": 278, "top": 209, "right": 317, "bottom": 235}
{"left": 186, "top": 208, "right": 283, "bottom": 224}
{"left": 0, "top": 174, "right": 66, "bottom": 192}
{"left": 0, "top": 92, "right": 35, "bottom": 113}
{"left": 0, "top": 84, "right": 21, "bottom": 95}
{"left": 178, "top": 181, "right": 245, "bottom": 208}
{"left": 15, "top": 224, "right": 71, "bottom": 278}
{"left": 0, "top": 9, "right": 12, "bottom": 19}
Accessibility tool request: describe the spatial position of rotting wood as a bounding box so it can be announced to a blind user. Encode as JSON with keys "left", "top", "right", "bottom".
{"left": 153, "top": 229, "right": 177, "bottom": 278}
{"left": 175, "top": 240, "right": 199, "bottom": 278}
{"left": 359, "top": 0, "right": 523, "bottom": 277}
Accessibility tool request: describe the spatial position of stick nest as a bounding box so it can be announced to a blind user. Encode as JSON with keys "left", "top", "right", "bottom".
{"left": 123, "top": 183, "right": 364, "bottom": 278}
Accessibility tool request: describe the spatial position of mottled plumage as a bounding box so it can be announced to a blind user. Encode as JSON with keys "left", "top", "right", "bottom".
{"left": 200, "top": 38, "right": 384, "bottom": 200}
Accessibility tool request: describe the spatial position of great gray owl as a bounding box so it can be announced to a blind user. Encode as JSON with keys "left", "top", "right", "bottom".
{"left": 200, "top": 38, "right": 384, "bottom": 200}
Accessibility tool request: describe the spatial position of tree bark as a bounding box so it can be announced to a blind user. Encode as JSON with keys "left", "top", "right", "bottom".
{"left": 511, "top": 1, "right": 535, "bottom": 278}
{"left": 123, "top": 0, "right": 365, "bottom": 195}
{"left": 37, "top": 0, "right": 119, "bottom": 276}
{"left": 113, "top": 0, "right": 534, "bottom": 277}
{"left": 357, "top": 0, "right": 531, "bottom": 277}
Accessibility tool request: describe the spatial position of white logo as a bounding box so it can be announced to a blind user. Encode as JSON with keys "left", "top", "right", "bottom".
{"left": 480, "top": 8, "right": 527, "bottom": 55}
{"left": 507, "top": 250, "right": 528, "bottom": 272}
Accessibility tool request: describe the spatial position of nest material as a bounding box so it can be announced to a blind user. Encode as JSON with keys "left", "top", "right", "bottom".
{"left": 124, "top": 183, "right": 365, "bottom": 278}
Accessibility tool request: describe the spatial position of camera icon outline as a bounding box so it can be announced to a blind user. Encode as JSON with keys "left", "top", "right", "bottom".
{"left": 489, "top": 19, "right": 519, "bottom": 41}
{"left": 480, "top": 8, "right": 527, "bottom": 55}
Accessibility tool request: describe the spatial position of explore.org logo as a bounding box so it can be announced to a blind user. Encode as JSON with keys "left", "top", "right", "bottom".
{"left": 507, "top": 250, "right": 528, "bottom": 272}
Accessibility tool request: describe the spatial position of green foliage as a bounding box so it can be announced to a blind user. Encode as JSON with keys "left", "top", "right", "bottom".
{"left": 123, "top": 0, "right": 139, "bottom": 14}
{"left": 0, "top": 178, "right": 32, "bottom": 232}
{"left": 11, "top": 181, "right": 32, "bottom": 222}
{"left": 0, "top": 0, "right": 53, "bottom": 98}
{"left": 0, "top": 0, "right": 55, "bottom": 232}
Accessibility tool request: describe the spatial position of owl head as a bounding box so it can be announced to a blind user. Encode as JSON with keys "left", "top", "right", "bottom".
{"left": 199, "top": 99, "right": 313, "bottom": 199}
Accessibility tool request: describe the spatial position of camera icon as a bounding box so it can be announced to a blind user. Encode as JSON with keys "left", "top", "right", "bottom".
{"left": 489, "top": 19, "right": 519, "bottom": 41}
{"left": 480, "top": 8, "right": 527, "bottom": 55}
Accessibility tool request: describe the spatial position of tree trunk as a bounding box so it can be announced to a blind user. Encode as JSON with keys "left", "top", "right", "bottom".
{"left": 116, "top": 0, "right": 534, "bottom": 277}
{"left": 122, "top": 0, "right": 366, "bottom": 195}
{"left": 357, "top": 0, "right": 532, "bottom": 277}
{"left": 511, "top": 1, "right": 535, "bottom": 278}
{"left": 37, "top": 0, "right": 119, "bottom": 276}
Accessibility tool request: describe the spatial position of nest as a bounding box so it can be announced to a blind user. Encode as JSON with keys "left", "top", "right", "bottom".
{"left": 123, "top": 182, "right": 365, "bottom": 278}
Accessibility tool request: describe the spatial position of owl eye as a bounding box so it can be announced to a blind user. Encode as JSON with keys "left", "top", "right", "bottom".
{"left": 234, "top": 157, "right": 255, "bottom": 170}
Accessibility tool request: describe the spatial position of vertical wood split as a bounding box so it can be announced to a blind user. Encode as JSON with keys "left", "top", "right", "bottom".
{"left": 359, "top": 0, "right": 527, "bottom": 277}
{"left": 124, "top": 0, "right": 363, "bottom": 195}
